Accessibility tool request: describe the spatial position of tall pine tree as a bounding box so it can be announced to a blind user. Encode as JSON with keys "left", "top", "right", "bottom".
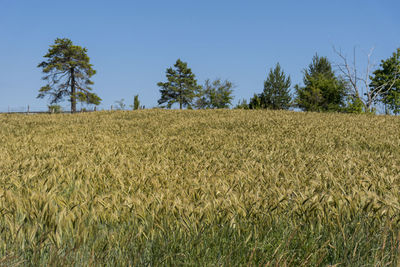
{"left": 157, "top": 59, "right": 201, "bottom": 109}
{"left": 37, "top": 38, "right": 101, "bottom": 113}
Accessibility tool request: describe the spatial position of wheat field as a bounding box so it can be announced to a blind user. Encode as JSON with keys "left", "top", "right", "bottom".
{"left": 0, "top": 110, "right": 399, "bottom": 266}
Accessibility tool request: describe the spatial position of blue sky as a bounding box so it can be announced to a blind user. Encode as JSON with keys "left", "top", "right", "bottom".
{"left": 0, "top": 0, "right": 399, "bottom": 111}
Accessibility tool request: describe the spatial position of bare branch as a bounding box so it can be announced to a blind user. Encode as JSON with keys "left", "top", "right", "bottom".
{"left": 334, "top": 46, "right": 400, "bottom": 113}
{"left": 333, "top": 46, "right": 360, "bottom": 97}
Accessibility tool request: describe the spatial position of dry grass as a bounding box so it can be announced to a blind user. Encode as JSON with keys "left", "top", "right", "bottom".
{"left": 0, "top": 110, "right": 399, "bottom": 265}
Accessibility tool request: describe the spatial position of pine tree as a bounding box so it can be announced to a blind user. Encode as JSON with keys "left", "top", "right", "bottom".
{"left": 157, "top": 59, "right": 201, "bottom": 109}
{"left": 295, "top": 54, "right": 347, "bottom": 112}
{"left": 249, "top": 94, "right": 262, "bottom": 109}
{"left": 37, "top": 38, "right": 101, "bottom": 113}
{"left": 261, "top": 63, "right": 291, "bottom": 110}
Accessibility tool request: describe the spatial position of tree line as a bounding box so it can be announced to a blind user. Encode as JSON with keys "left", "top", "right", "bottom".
{"left": 37, "top": 38, "right": 400, "bottom": 114}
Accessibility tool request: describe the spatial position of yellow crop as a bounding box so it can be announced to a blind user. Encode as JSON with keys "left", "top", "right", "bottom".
{"left": 0, "top": 110, "right": 399, "bottom": 265}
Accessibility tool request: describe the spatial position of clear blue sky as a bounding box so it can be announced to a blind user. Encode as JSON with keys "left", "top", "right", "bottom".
{"left": 0, "top": 0, "right": 399, "bottom": 111}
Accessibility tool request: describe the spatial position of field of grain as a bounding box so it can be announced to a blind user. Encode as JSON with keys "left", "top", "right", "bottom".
{"left": 0, "top": 110, "right": 399, "bottom": 266}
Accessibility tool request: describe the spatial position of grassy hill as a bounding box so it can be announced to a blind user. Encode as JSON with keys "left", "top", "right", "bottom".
{"left": 0, "top": 110, "right": 399, "bottom": 266}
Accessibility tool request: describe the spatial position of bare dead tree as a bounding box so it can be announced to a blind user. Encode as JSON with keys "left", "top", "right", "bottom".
{"left": 333, "top": 46, "right": 399, "bottom": 113}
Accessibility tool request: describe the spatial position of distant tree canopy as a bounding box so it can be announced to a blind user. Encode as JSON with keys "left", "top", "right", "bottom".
{"left": 114, "top": 99, "right": 126, "bottom": 110}
{"left": 195, "top": 79, "right": 234, "bottom": 109}
{"left": 157, "top": 59, "right": 201, "bottom": 109}
{"left": 35, "top": 38, "right": 399, "bottom": 115}
{"left": 370, "top": 48, "right": 400, "bottom": 114}
{"left": 249, "top": 94, "right": 262, "bottom": 109}
{"left": 234, "top": 99, "right": 249, "bottom": 109}
{"left": 37, "top": 38, "right": 101, "bottom": 113}
{"left": 249, "top": 63, "right": 291, "bottom": 110}
{"left": 133, "top": 94, "right": 140, "bottom": 110}
{"left": 295, "top": 54, "right": 347, "bottom": 112}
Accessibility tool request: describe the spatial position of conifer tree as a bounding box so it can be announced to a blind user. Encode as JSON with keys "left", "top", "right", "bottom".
{"left": 37, "top": 38, "right": 101, "bottom": 113}
{"left": 248, "top": 63, "right": 291, "bottom": 110}
{"left": 260, "top": 63, "right": 291, "bottom": 110}
{"left": 157, "top": 59, "right": 201, "bottom": 109}
{"left": 249, "top": 94, "right": 262, "bottom": 109}
{"left": 295, "top": 54, "right": 347, "bottom": 112}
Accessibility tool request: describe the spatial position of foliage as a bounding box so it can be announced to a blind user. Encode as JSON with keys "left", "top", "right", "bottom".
{"left": 344, "top": 96, "right": 364, "bottom": 114}
{"left": 0, "top": 110, "right": 399, "bottom": 265}
{"left": 157, "top": 59, "right": 201, "bottom": 109}
{"left": 249, "top": 93, "right": 262, "bottom": 109}
{"left": 234, "top": 99, "right": 249, "bottom": 109}
{"left": 114, "top": 98, "right": 126, "bottom": 110}
{"left": 47, "top": 104, "right": 62, "bottom": 113}
{"left": 133, "top": 95, "right": 140, "bottom": 110}
{"left": 250, "top": 63, "right": 292, "bottom": 110}
{"left": 37, "top": 38, "right": 101, "bottom": 113}
{"left": 195, "top": 79, "right": 234, "bottom": 109}
{"left": 370, "top": 48, "right": 400, "bottom": 114}
{"left": 295, "top": 54, "right": 347, "bottom": 112}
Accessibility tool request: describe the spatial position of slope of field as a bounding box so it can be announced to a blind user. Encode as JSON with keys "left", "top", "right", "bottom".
{"left": 0, "top": 110, "right": 399, "bottom": 266}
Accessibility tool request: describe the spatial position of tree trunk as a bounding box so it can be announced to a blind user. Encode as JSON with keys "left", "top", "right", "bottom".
{"left": 70, "top": 68, "right": 76, "bottom": 113}
{"left": 366, "top": 93, "right": 373, "bottom": 113}
{"left": 179, "top": 88, "right": 183, "bottom": 109}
